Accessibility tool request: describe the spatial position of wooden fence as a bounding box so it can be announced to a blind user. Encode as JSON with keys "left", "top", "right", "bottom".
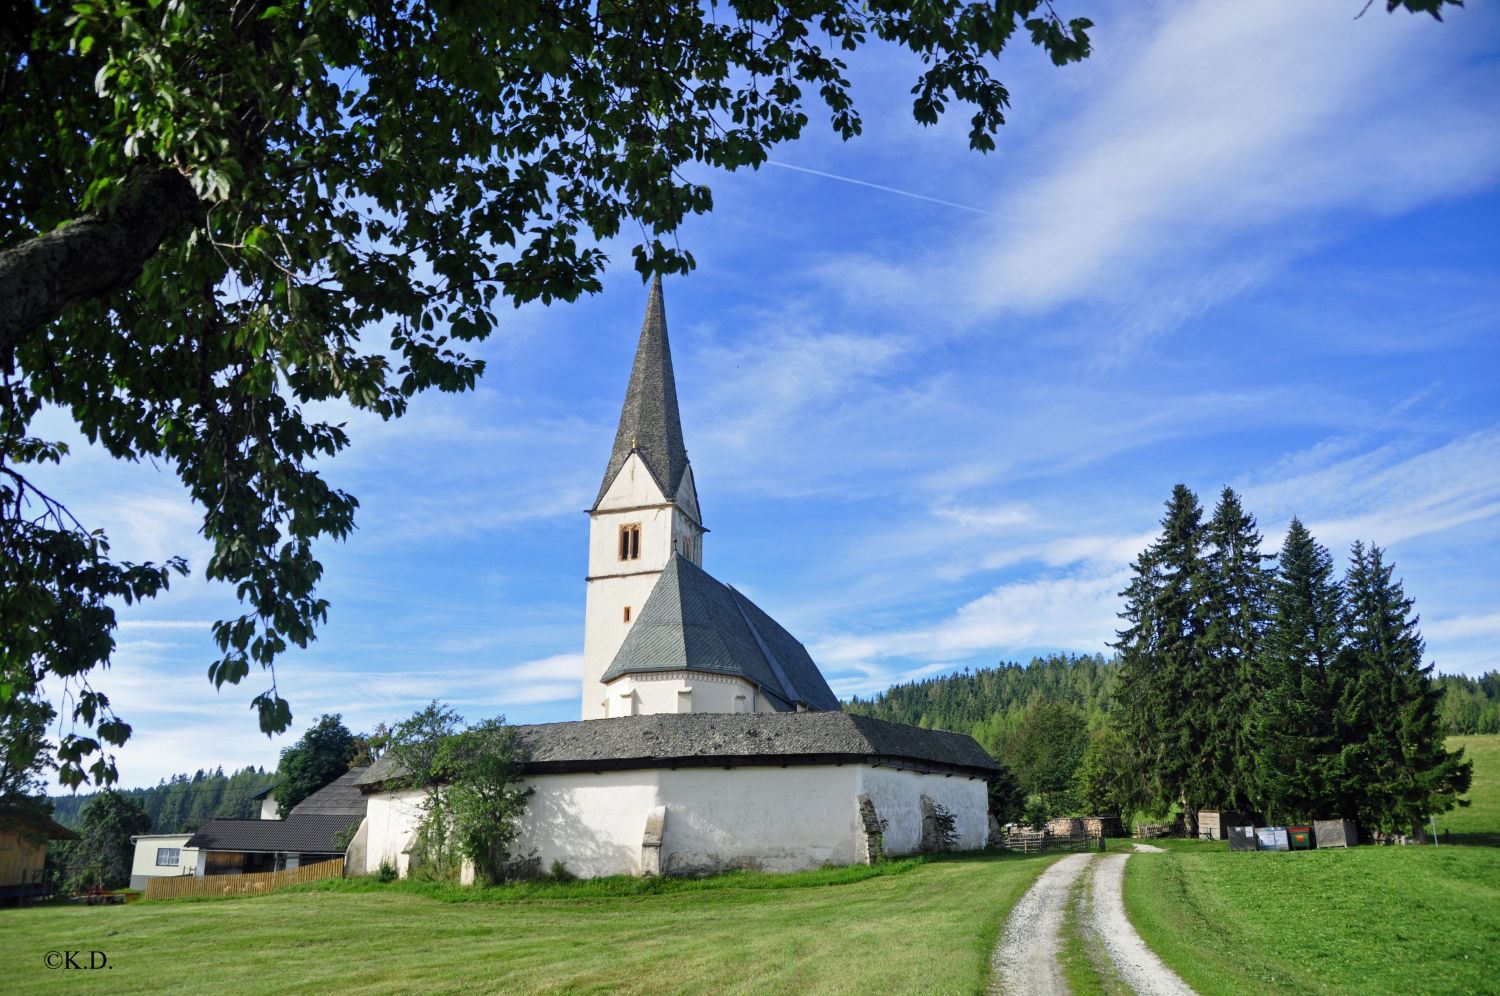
{"left": 1000, "top": 828, "right": 1102, "bottom": 854}
{"left": 145, "top": 857, "right": 343, "bottom": 900}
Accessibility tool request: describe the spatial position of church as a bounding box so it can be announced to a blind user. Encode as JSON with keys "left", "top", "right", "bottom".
{"left": 355, "top": 280, "right": 998, "bottom": 878}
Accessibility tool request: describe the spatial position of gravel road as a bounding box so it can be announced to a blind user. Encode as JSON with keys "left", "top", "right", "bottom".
{"left": 989, "top": 852, "right": 1094, "bottom": 994}
{"left": 990, "top": 848, "right": 1195, "bottom": 995}
{"left": 1084, "top": 852, "right": 1194, "bottom": 996}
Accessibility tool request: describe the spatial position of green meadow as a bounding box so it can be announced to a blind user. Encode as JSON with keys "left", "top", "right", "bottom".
{"left": 0, "top": 853, "right": 1058, "bottom": 995}
{"left": 1120, "top": 734, "right": 1500, "bottom": 995}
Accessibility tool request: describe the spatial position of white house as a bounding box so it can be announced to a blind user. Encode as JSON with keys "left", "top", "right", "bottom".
{"left": 357, "top": 279, "right": 998, "bottom": 878}
{"left": 127, "top": 833, "right": 198, "bottom": 891}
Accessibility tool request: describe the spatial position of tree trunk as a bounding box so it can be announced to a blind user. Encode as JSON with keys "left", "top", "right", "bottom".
{"left": 0, "top": 168, "right": 202, "bottom": 364}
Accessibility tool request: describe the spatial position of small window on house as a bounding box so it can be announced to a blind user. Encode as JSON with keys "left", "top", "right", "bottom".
{"left": 618, "top": 523, "right": 641, "bottom": 561}
{"left": 623, "top": 606, "right": 631, "bottom": 623}
{"left": 156, "top": 847, "right": 181, "bottom": 867}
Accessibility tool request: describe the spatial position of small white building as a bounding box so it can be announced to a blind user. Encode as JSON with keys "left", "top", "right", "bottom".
{"left": 357, "top": 279, "right": 1000, "bottom": 878}
{"left": 127, "top": 833, "right": 199, "bottom": 892}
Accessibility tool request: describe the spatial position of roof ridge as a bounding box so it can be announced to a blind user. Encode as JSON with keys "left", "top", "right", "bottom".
{"left": 727, "top": 585, "right": 803, "bottom": 706}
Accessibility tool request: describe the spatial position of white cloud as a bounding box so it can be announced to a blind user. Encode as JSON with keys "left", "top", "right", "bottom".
{"left": 1242, "top": 427, "right": 1500, "bottom": 549}
{"left": 948, "top": 0, "right": 1500, "bottom": 340}
{"left": 1427, "top": 611, "right": 1500, "bottom": 643}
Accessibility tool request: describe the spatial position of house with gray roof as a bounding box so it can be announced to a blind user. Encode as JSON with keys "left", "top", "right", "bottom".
{"left": 183, "top": 768, "right": 368, "bottom": 876}
{"left": 356, "top": 281, "right": 999, "bottom": 880}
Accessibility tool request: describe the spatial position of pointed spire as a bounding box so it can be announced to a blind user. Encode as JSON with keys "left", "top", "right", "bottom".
{"left": 595, "top": 274, "right": 689, "bottom": 506}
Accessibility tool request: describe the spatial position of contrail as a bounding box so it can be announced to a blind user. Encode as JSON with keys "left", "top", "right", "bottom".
{"left": 764, "top": 160, "right": 1000, "bottom": 217}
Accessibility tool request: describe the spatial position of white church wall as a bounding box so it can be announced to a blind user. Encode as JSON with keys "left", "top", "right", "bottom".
{"left": 364, "top": 761, "right": 992, "bottom": 882}
{"left": 856, "top": 767, "right": 990, "bottom": 855}
{"left": 582, "top": 571, "right": 662, "bottom": 719}
{"left": 513, "top": 771, "right": 663, "bottom": 879}
{"left": 594, "top": 451, "right": 666, "bottom": 513}
{"left": 608, "top": 671, "right": 773, "bottom": 715}
{"left": 656, "top": 765, "right": 860, "bottom": 874}
{"left": 362, "top": 787, "right": 426, "bottom": 876}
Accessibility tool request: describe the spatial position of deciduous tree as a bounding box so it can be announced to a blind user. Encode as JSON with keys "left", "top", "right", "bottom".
{"left": 271, "top": 712, "right": 357, "bottom": 817}
{"left": 56, "top": 789, "right": 152, "bottom": 891}
{"left": 1, "top": 0, "right": 1096, "bottom": 786}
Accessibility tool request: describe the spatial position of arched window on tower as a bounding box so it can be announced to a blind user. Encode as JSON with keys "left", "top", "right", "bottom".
{"left": 618, "top": 523, "right": 641, "bottom": 561}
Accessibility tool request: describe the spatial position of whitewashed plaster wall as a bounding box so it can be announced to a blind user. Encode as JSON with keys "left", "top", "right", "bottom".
{"left": 856, "top": 767, "right": 990, "bottom": 855}
{"left": 259, "top": 796, "right": 279, "bottom": 820}
{"left": 605, "top": 671, "right": 780, "bottom": 715}
{"left": 514, "top": 771, "right": 664, "bottom": 878}
{"left": 582, "top": 452, "right": 706, "bottom": 719}
{"left": 362, "top": 762, "right": 990, "bottom": 881}
{"left": 361, "top": 786, "right": 427, "bottom": 876}
{"left": 653, "top": 765, "right": 861, "bottom": 874}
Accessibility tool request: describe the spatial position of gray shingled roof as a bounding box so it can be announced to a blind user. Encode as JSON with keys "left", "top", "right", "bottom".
{"left": 600, "top": 555, "right": 841, "bottom": 711}
{"left": 594, "top": 275, "right": 691, "bottom": 507}
{"left": 288, "top": 767, "right": 369, "bottom": 819}
{"left": 356, "top": 712, "right": 997, "bottom": 787}
{"left": 184, "top": 815, "right": 357, "bottom": 854}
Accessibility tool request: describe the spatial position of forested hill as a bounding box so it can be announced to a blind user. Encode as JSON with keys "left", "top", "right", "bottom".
{"left": 50, "top": 766, "right": 277, "bottom": 833}
{"left": 843, "top": 654, "right": 1497, "bottom": 758}
{"left": 844, "top": 653, "right": 1116, "bottom": 756}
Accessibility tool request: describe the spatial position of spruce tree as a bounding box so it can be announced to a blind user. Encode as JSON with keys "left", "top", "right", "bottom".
{"left": 1334, "top": 543, "right": 1471, "bottom": 833}
{"left": 1114, "top": 485, "right": 1209, "bottom": 824}
{"left": 1200, "top": 487, "right": 1272, "bottom": 814}
{"left": 1253, "top": 518, "right": 1343, "bottom": 823}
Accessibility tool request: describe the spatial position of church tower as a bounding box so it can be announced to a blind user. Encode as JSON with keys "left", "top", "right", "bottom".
{"left": 581, "top": 276, "right": 706, "bottom": 719}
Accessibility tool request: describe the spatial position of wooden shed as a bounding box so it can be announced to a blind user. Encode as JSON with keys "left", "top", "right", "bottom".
{"left": 1198, "top": 810, "right": 1252, "bottom": 841}
{"left": 1, "top": 817, "right": 77, "bottom": 905}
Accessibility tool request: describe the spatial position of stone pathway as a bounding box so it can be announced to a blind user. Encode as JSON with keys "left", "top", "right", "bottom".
{"left": 990, "top": 847, "right": 1194, "bottom": 995}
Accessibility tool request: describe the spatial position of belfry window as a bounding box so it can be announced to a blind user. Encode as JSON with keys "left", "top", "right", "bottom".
{"left": 619, "top": 523, "right": 641, "bottom": 561}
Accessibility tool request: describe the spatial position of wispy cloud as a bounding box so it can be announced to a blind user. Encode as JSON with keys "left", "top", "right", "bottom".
{"left": 960, "top": 0, "right": 1500, "bottom": 332}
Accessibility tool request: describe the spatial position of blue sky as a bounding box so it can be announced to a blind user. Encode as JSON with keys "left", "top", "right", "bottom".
{"left": 36, "top": 0, "right": 1500, "bottom": 787}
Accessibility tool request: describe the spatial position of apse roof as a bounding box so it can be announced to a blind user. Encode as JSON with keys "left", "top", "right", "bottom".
{"left": 600, "top": 555, "right": 841, "bottom": 712}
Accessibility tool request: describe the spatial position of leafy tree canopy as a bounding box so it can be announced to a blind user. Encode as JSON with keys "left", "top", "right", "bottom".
{"left": 385, "top": 701, "right": 530, "bottom": 882}
{"left": 54, "top": 788, "right": 152, "bottom": 890}
{"left": 0, "top": 0, "right": 1098, "bottom": 788}
{"left": 0, "top": 0, "right": 1453, "bottom": 789}
{"left": 272, "top": 712, "right": 357, "bottom": 816}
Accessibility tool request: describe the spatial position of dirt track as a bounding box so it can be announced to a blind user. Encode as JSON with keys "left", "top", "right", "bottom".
{"left": 990, "top": 846, "right": 1193, "bottom": 995}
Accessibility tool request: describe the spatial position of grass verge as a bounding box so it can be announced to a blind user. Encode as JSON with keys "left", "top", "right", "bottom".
{"left": 1121, "top": 845, "right": 1500, "bottom": 995}
{"left": 1056, "top": 859, "right": 1127, "bottom": 996}
{"left": 0, "top": 852, "right": 1059, "bottom": 995}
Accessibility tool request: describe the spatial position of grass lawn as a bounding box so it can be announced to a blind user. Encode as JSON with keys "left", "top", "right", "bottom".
{"left": 1119, "top": 733, "right": 1500, "bottom": 995}
{"left": 1444, "top": 734, "right": 1500, "bottom": 846}
{"left": 0, "top": 853, "right": 1058, "bottom": 995}
{"left": 1122, "top": 845, "right": 1500, "bottom": 995}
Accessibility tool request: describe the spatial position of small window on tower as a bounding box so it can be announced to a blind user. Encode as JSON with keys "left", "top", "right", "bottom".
{"left": 619, "top": 523, "right": 641, "bottom": 561}
{"left": 623, "top": 606, "right": 631, "bottom": 623}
